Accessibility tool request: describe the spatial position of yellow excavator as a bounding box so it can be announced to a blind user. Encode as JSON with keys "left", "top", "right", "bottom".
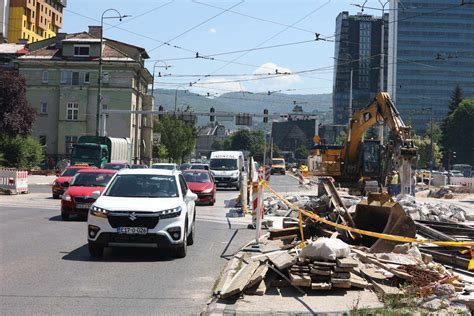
{"left": 309, "top": 92, "right": 417, "bottom": 194}
{"left": 309, "top": 93, "right": 418, "bottom": 252}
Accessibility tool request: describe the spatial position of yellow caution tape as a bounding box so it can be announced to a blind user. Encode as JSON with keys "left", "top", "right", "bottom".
{"left": 262, "top": 181, "right": 474, "bottom": 249}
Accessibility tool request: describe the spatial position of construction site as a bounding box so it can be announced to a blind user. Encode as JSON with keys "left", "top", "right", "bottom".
{"left": 206, "top": 93, "right": 474, "bottom": 314}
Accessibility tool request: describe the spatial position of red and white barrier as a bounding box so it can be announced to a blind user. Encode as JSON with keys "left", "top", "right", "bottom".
{"left": 0, "top": 168, "right": 28, "bottom": 194}
{"left": 265, "top": 166, "right": 271, "bottom": 181}
{"left": 298, "top": 171, "right": 305, "bottom": 186}
{"left": 255, "top": 182, "right": 264, "bottom": 243}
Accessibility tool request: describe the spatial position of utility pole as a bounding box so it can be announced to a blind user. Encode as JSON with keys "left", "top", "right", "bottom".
{"left": 96, "top": 9, "right": 129, "bottom": 136}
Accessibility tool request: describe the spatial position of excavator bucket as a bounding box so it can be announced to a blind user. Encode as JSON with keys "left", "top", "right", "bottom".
{"left": 353, "top": 192, "right": 416, "bottom": 253}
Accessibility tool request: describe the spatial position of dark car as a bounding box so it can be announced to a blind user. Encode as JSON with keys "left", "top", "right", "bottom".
{"left": 131, "top": 164, "right": 148, "bottom": 169}
{"left": 189, "top": 163, "right": 209, "bottom": 171}
{"left": 103, "top": 163, "right": 130, "bottom": 170}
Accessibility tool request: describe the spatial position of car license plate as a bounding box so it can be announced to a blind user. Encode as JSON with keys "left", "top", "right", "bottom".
{"left": 117, "top": 227, "right": 148, "bottom": 235}
{"left": 216, "top": 182, "right": 226, "bottom": 186}
{"left": 76, "top": 203, "right": 91, "bottom": 209}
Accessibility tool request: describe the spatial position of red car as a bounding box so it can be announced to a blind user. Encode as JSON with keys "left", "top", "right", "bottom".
{"left": 61, "top": 169, "right": 117, "bottom": 220}
{"left": 52, "top": 164, "right": 95, "bottom": 199}
{"left": 183, "top": 170, "right": 216, "bottom": 206}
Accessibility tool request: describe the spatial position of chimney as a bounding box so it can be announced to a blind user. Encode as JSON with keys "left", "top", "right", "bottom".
{"left": 55, "top": 32, "right": 66, "bottom": 48}
{"left": 88, "top": 26, "right": 102, "bottom": 38}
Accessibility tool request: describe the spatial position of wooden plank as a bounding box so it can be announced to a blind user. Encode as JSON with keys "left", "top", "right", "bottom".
{"left": 310, "top": 268, "right": 332, "bottom": 276}
{"left": 311, "top": 282, "right": 332, "bottom": 290}
{"left": 259, "top": 239, "right": 284, "bottom": 253}
{"left": 220, "top": 261, "right": 261, "bottom": 299}
{"left": 312, "top": 260, "right": 337, "bottom": 267}
{"left": 245, "top": 271, "right": 275, "bottom": 296}
{"left": 332, "top": 272, "right": 350, "bottom": 279}
{"left": 269, "top": 227, "right": 300, "bottom": 239}
{"left": 349, "top": 273, "right": 370, "bottom": 289}
{"left": 364, "top": 257, "right": 412, "bottom": 280}
{"left": 246, "top": 264, "right": 269, "bottom": 289}
{"left": 267, "top": 252, "right": 296, "bottom": 270}
{"left": 289, "top": 272, "right": 312, "bottom": 287}
{"left": 331, "top": 277, "right": 351, "bottom": 288}
{"left": 213, "top": 256, "right": 240, "bottom": 295}
{"left": 360, "top": 267, "right": 388, "bottom": 281}
{"left": 334, "top": 266, "right": 354, "bottom": 273}
{"left": 336, "top": 257, "right": 359, "bottom": 268}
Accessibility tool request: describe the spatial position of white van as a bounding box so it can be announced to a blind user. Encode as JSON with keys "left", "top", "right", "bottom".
{"left": 209, "top": 151, "right": 245, "bottom": 190}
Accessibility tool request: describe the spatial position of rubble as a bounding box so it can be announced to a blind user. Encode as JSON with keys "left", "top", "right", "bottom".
{"left": 396, "top": 194, "right": 468, "bottom": 223}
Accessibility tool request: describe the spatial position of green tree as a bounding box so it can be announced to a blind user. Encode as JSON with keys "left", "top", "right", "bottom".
{"left": 414, "top": 136, "right": 442, "bottom": 169}
{"left": 448, "top": 84, "right": 464, "bottom": 113}
{"left": 424, "top": 122, "right": 442, "bottom": 144}
{"left": 0, "top": 136, "right": 43, "bottom": 169}
{"left": 443, "top": 99, "right": 474, "bottom": 165}
{"left": 335, "top": 131, "right": 347, "bottom": 145}
{"left": 154, "top": 117, "right": 196, "bottom": 163}
{"left": 230, "top": 129, "right": 252, "bottom": 152}
{"left": 152, "top": 144, "right": 168, "bottom": 162}
{"left": 295, "top": 145, "right": 309, "bottom": 160}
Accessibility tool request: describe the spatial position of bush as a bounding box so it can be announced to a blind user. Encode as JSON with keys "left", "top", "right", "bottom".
{"left": 0, "top": 136, "right": 43, "bottom": 169}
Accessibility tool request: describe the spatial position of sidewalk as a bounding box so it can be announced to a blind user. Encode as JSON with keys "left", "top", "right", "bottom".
{"left": 28, "top": 175, "right": 56, "bottom": 185}
{"left": 206, "top": 288, "right": 382, "bottom": 315}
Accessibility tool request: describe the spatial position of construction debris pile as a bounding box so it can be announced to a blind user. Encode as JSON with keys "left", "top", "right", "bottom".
{"left": 263, "top": 192, "right": 469, "bottom": 224}
{"left": 213, "top": 232, "right": 472, "bottom": 313}
{"left": 396, "top": 194, "right": 468, "bottom": 223}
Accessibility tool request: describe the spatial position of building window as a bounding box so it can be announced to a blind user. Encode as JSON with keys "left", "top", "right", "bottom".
{"left": 83, "top": 72, "right": 90, "bottom": 84}
{"left": 41, "top": 70, "right": 48, "bottom": 83}
{"left": 66, "top": 103, "right": 79, "bottom": 120}
{"left": 65, "top": 136, "right": 78, "bottom": 155}
{"left": 72, "top": 72, "right": 80, "bottom": 85}
{"left": 40, "top": 102, "right": 47, "bottom": 114}
{"left": 60, "top": 70, "right": 68, "bottom": 84}
{"left": 73, "top": 45, "right": 90, "bottom": 57}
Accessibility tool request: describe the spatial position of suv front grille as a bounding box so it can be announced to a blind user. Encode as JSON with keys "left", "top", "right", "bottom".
{"left": 108, "top": 211, "right": 160, "bottom": 229}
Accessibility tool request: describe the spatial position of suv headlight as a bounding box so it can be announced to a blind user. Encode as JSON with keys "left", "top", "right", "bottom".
{"left": 89, "top": 205, "right": 109, "bottom": 218}
{"left": 158, "top": 206, "right": 182, "bottom": 219}
{"left": 202, "top": 188, "right": 213, "bottom": 193}
{"left": 62, "top": 194, "right": 72, "bottom": 201}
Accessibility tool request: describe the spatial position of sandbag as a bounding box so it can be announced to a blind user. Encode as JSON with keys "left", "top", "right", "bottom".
{"left": 300, "top": 237, "right": 350, "bottom": 261}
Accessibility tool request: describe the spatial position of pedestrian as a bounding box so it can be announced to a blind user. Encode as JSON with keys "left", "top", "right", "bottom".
{"left": 390, "top": 171, "right": 399, "bottom": 196}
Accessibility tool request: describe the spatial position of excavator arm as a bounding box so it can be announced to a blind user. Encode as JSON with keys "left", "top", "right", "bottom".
{"left": 342, "top": 92, "right": 416, "bottom": 194}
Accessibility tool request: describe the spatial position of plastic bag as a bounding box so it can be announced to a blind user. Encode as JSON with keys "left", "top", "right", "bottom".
{"left": 300, "top": 237, "right": 351, "bottom": 261}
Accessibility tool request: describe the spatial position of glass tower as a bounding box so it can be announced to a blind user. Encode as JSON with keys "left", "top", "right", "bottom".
{"left": 387, "top": 0, "right": 474, "bottom": 132}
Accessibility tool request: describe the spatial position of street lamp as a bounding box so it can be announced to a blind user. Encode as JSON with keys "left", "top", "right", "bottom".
{"left": 96, "top": 8, "right": 130, "bottom": 136}
{"left": 174, "top": 85, "right": 188, "bottom": 112}
{"left": 151, "top": 60, "right": 170, "bottom": 97}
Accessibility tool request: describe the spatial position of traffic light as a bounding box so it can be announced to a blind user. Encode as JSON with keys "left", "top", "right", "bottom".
{"left": 158, "top": 105, "right": 164, "bottom": 119}
{"left": 210, "top": 107, "right": 215, "bottom": 122}
{"left": 263, "top": 109, "right": 269, "bottom": 123}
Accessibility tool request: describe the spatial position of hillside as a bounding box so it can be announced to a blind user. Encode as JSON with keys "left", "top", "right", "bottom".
{"left": 152, "top": 89, "right": 333, "bottom": 127}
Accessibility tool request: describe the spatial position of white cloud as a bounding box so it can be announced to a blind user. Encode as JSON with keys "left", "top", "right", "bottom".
{"left": 250, "top": 62, "right": 301, "bottom": 91}
{"left": 208, "top": 28, "right": 217, "bottom": 34}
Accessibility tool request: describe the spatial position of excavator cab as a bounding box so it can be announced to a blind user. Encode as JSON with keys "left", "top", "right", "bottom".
{"left": 361, "top": 140, "right": 382, "bottom": 177}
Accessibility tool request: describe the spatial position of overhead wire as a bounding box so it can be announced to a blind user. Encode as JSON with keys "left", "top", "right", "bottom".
{"left": 147, "top": 0, "right": 244, "bottom": 53}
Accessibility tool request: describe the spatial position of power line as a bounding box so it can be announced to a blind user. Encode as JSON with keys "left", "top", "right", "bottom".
{"left": 189, "top": 0, "right": 332, "bottom": 87}
{"left": 147, "top": 0, "right": 244, "bottom": 53}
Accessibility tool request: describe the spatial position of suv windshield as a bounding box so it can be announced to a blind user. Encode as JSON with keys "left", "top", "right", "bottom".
{"left": 272, "top": 159, "right": 284, "bottom": 165}
{"left": 62, "top": 168, "right": 81, "bottom": 177}
{"left": 105, "top": 174, "right": 178, "bottom": 198}
{"left": 72, "top": 146, "right": 100, "bottom": 159}
{"left": 210, "top": 159, "right": 237, "bottom": 171}
{"left": 71, "top": 172, "right": 114, "bottom": 187}
{"left": 183, "top": 172, "right": 210, "bottom": 183}
{"left": 190, "top": 164, "right": 209, "bottom": 170}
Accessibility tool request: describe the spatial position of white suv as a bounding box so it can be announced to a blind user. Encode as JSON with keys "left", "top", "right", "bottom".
{"left": 87, "top": 169, "right": 197, "bottom": 258}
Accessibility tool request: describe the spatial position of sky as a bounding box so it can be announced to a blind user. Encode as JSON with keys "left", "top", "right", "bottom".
{"left": 62, "top": 0, "right": 387, "bottom": 96}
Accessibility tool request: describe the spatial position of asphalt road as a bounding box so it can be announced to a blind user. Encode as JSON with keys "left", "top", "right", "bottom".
{"left": 0, "top": 175, "right": 301, "bottom": 315}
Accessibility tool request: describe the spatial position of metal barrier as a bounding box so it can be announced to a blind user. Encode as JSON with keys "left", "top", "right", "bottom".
{"left": 0, "top": 168, "right": 28, "bottom": 194}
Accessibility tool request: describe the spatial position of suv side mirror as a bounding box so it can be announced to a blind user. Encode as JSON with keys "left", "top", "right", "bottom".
{"left": 185, "top": 191, "right": 197, "bottom": 202}
{"left": 91, "top": 191, "right": 101, "bottom": 200}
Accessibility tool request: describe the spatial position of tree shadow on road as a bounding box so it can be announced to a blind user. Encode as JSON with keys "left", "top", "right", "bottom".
{"left": 62, "top": 244, "right": 177, "bottom": 262}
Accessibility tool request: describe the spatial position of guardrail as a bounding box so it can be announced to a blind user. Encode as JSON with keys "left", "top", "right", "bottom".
{"left": 0, "top": 168, "right": 28, "bottom": 194}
